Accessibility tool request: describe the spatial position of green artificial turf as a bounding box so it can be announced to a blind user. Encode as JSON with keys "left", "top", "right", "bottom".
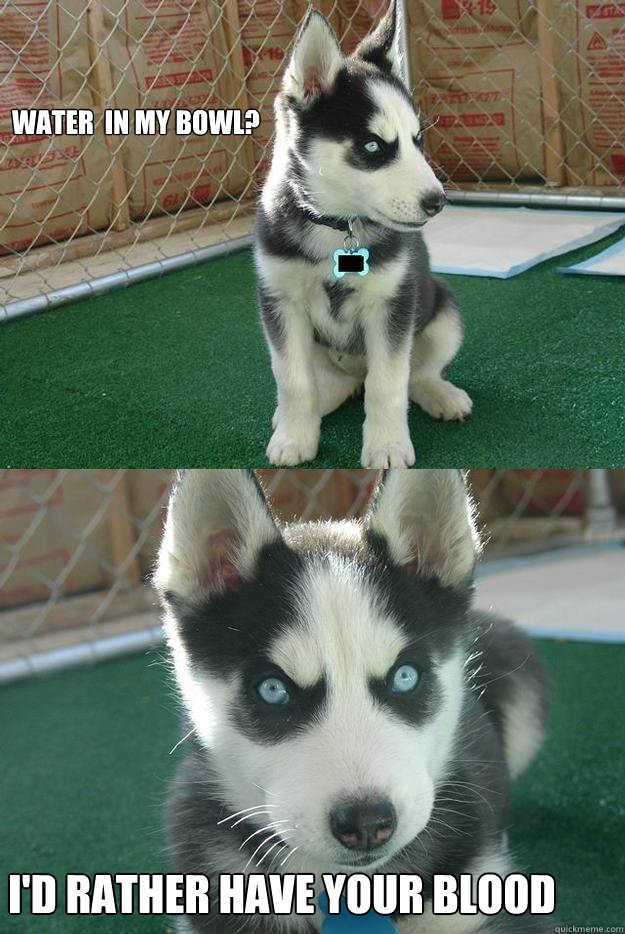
{"left": 1, "top": 228, "right": 624, "bottom": 468}
{"left": 1, "top": 639, "right": 624, "bottom": 932}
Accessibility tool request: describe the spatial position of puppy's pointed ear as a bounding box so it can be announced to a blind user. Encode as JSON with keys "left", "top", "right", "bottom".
{"left": 283, "top": 9, "right": 343, "bottom": 104}
{"left": 366, "top": 470, "right": 480, "bottom": 587}
{"left": 352, "top": 0, "right": 403, "bottom": 82}
{"left": 154, "top": 470, "right": 280, "bottom": 604}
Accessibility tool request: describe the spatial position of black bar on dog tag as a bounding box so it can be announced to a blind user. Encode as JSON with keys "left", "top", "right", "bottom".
{"left": 337, "top": 252, "right": 365, "bottom": 273}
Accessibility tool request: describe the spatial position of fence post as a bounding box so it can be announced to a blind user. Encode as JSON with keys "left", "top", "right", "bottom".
{"left": 586, "top": 469, "right": 617, "bottom": 535}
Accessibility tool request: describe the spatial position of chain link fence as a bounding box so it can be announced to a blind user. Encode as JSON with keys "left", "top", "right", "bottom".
{"left": 1, "top": 468, "right": 623, "bottom": 682}
{"left": 1, "top": 0, "right": 623, "bottom": 317}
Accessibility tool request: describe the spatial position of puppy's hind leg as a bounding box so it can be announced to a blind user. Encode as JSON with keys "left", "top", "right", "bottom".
{"left": 409, "top": 301, "right": 473, "bottom": 421}
{"left": 313, "top": 345, "right": 364, "bottom": 417}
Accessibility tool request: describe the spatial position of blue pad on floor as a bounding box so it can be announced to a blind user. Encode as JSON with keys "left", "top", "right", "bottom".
{"left": 422, "top": 205, "right": 625, "bottom": 278}
{"left": 559, "top": 235, "right": 625, "bottom": 277}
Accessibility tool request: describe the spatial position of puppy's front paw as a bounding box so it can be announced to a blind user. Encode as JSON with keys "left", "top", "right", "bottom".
{"left": 267, "top": 418, "right": 320, "bottom": 465}
{"left": 361, "top": 425, "right": 415, "bottom": 468}
{"left": 411, "top": 378, "right": 473, "bottom": 421}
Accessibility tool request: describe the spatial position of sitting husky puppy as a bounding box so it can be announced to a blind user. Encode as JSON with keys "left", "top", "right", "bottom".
{"left": 256, "top": 2, "right": 473, "bottom": 467}
{"left": 156, "top": 469, "right": 549, "bottom": 934}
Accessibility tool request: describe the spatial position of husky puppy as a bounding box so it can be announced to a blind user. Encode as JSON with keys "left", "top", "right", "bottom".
{"left": 256, "top": 2, "right": 473, "bottom": 468}
{"left": 155, "top": 469, "right": 549, "bottom": 934}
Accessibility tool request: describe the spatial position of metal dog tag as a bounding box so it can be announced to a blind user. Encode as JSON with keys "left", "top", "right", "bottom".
{"left": 333, "top": 247, "right": 370, "bottom": 278}
{"left": 318, "top": 892, "right": 397, "bottom": 932}
{"left": 332, "top": 218, "right": 370, "bottom": 279}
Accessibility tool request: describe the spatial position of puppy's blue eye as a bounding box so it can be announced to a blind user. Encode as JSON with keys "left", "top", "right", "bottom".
{"left": 391, "top": 664, "right": 419, "bottom": 694}
{"left": 257, "top": 677, "right": 290, "bottom": 705}
{"left": 363, "top": 140, "right": 381, "bottom": 153}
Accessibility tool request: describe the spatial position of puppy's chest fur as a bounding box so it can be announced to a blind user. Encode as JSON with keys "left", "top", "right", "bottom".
{"left": 258, "top": 229, "right": 411, "bottom": 355}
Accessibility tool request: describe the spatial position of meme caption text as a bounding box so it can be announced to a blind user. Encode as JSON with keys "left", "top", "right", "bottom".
{"left": 11, "top": 108, "right": 261, "bottom": 137}
{"left": 9, "top": 872, "right": 555, "bottom": 917}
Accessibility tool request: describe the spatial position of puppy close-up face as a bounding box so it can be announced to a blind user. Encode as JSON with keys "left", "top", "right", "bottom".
{"left": 278, "top": 5, "right": 446, "bottom": 230}
{"left": 156, "top": 469, "right": 478, "bottom": 871}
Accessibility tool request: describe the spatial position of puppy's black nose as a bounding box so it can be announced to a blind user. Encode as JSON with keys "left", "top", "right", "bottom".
{"left": 330, "top": 798, "right": 396, "bottom": 850}
{"left": 421, "top": 190, "right": 446, "bottom": 217}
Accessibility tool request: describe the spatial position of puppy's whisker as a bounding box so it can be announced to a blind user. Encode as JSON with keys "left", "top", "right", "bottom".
{"left": 433, "top": 805, "right": 479, "bottom": 822}
{"left": 229, "top": 811, "right": 279, "bottom": 830}
{"left": 266, "top": 839, "right": 292, "bottom": 871}
{"left": 224, "top": 807, "right": 278, "bottom": 829}
{"left": 280, "top": 845, "right": 300, "bottom": 869}
{"left": 169, "top": 729, "right": 194, "bottom": 755}
{"left": 244, "top": 831, "right": 286, "bottom": 872}
{"left": 256, "top": 835, "right": 292, "bottom": 867}
{"left": 217, "top": 803, "right": 277, "bottom": 825}
{"left": 418, "top": 114, "right": 440, "bottom": 132}
{"left": 428, "top": 815, "right": 471, "bottom": 838}
{"left": 239, "top": 820, "right": 290, "bottom": 850}
{"left": 252, "top": 782, "right": 280, "bottom": 799}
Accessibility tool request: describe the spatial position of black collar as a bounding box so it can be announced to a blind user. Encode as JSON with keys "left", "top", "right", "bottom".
{"left": 298, "top": 207, "right": 377, "bottom": 232}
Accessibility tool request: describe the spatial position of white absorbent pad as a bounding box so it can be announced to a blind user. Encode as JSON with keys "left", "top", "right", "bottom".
{"left": 475, "top": 546, "right": 625, "bottom": 644}
{"left": 422, "top": 205, "right": 625, "bottom": 279}
{"left": 559, "top": 235, "right": 625, "bottom": 277}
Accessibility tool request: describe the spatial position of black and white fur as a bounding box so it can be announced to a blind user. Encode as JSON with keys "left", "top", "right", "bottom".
{"left": 155, "top": 469, "right": 549, "bottom": 934}
{"left": 256, "top": 2, "right": 473, "bottom": 468}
